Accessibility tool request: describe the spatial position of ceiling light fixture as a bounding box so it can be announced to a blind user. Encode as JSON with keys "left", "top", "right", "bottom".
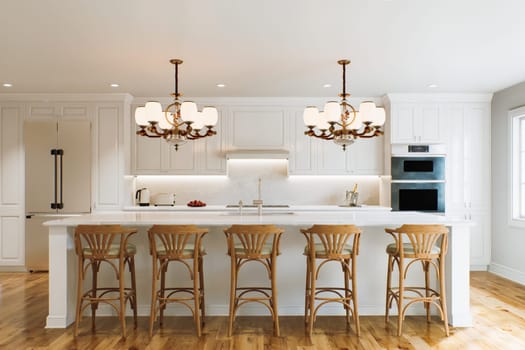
{"left": 216, "top": 83, "right": 226, "bottom": 88}
{"left": 323, "top": 84, "right": 332, "bottom": 88}
{"left": 3, "top": 83, "right": 13, "bottom": 87}
{"left": 427, "top": 83, "right": 438, "bottom": 88}
{"left": 134, "top": 59, "right": 218, "bottom": 151}
{"left": 303, "top": 59, "right": 385, "bottom": 151}
{"left": 110, "top": 83, "right": 120, "bottom": 87}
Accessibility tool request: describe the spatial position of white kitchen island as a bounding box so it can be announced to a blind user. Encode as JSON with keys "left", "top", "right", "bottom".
{"left": 44, "top": 210, "right": 472, "bottom": 329}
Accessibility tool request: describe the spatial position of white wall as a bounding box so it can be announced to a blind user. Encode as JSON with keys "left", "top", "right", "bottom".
{"left": 490, "top": 81, "right": 525, "bottom": 284}
{"left": 129, "top": 160, "right": 381, "bottom": 207}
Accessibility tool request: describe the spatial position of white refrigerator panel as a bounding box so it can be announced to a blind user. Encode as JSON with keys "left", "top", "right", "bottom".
{"left": 24, "top": 120, "right": 91, "bottom": 214}
{"left": 58, "top": 120, "right": 91, "bottom": 213}
{"left": 24, "top": 121, "right": 58, "bottom": 213}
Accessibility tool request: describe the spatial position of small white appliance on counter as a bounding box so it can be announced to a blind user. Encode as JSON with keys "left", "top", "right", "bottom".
{"left": 24, "top": 120, "right": 92, "bottom": 272}
{"left": 135, "top": 188, "right": 151, "bottom": 206}
{"left": 153, "top": 193, "right": 176, "bottom": 206}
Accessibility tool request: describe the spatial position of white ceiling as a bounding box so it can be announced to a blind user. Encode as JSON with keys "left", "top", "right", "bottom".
{"left": 1, "top": 0, "right": 525, "bottom": 97}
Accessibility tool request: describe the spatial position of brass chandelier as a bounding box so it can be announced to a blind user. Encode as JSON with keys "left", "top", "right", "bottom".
{"left": 134, "top": 59, "right": 218, "bottom": 151}
{"left": 303, "top": 59, "right": 385, "bottom": 150}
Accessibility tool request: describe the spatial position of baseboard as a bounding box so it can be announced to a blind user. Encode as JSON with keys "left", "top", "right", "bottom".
{"left": 0, "top": 266, "right": 28, "bottom": 272}
{"left": 470, "top": 264, "right": 489, "bottom": 271}
{"left": 489, "top": 263, "right": 525, "bottom": 286}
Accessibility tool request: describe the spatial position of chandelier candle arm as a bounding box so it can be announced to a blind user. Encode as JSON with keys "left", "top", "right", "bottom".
{"left": 134, "top": 58, "right": 218, "bottom": 151}
{"left": 303, "top": 59, "right": 385, "bottom": 150}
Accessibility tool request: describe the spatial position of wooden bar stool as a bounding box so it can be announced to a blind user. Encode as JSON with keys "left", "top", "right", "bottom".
{"left": 385, "top": 224, "right": 449, "bottom": 336}
{"left": 74, "top": 224, "right": 138, "bottom": 338}
{"left": 224, "top": 224, "right": 284, "bottom": 336}
{"left": 148, "top": 225, "right": 208, "bottom": 337}
{"left": 301, "top": 224, "right": 361, "bottom": 336}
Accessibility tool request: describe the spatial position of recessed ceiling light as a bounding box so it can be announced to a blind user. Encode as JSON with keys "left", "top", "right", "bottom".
{"left": 323, "top": 84, "right": 332, "bottom": 88}
{"left": 427, "top": 84, "right": 438, "bottom": 88}
{"left": 110, "top": 83, "right": 120, "bottom": 88}
{"left": 3, "top": 83, "right": 13, "bottom": 87}
{"left": 216, "top": 84, "right": 226, "bottom": 88}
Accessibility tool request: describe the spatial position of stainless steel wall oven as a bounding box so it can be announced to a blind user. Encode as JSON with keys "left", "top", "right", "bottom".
{"left": 391, "top": 145, "right": 446, "bottom": 213}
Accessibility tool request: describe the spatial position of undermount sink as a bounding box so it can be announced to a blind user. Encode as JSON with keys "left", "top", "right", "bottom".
{"left": 220, "top": 211, "right": 295, "bottom": 216}
{"left": 225, "top": 204, "right": 290, "bottom": 208}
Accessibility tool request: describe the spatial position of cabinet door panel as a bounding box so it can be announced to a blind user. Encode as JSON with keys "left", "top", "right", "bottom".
{"left": 316, "top": 139, "right": 347, "bottom": 174}
{"left": 2, "top": 107, "right": 22, "bottom": 205}
{"left": 166, "top": 142, "right": 195, "bottom": 171}
{"left": 231, "top": 109, "right": 286, "bottom": 149}
{"left": 391, "top": 104, "right": 416, "bottom": 143}
{"left": 445, "top": 105, "right": 467, "bottom": 213}
{"left": 348, "top": 137, "right": 383, "bottom": 174}
{"left": 135, "top": 134, "right": 163, "bottom": 171}
{"left": 418, "top": 104, "right": 442, "bottom": 142}
{"left": 289, "top": 112, "right": 315, "bottom": 174}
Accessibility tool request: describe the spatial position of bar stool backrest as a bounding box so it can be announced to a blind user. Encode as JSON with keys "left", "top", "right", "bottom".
{"left": 224, "top": 224, "right": 284, "bottom": 258}
{"left": 301, "top": 224, "right": 361, "bottom": 258}
{"left": 148, "top": 225, "right": 208, "bottom": 259}
{"left": 385, "top": 224, "right": 448, "bottom": 258}
{"left": 75, "top": 224, "right": 136, "bottom": 259}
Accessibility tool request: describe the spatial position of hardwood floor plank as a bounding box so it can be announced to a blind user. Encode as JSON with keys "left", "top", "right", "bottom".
{"left": 1, "top": 272, "right": 525, "bottom": 349}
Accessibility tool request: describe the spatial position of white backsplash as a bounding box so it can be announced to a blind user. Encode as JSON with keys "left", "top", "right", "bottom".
{"left": 126, "top": 160, "right": 381, "bottom": 206}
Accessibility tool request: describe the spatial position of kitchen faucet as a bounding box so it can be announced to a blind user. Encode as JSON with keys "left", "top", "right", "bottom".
{"left": 253, "top": 177, "right": 263, "bottom": 216}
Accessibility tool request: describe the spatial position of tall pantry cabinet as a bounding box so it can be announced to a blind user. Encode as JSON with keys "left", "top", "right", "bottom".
{"left": 386, "top": 93, "right": 493, "bottom": 270}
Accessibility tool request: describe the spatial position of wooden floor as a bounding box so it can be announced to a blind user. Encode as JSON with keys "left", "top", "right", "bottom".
{"left": 0, "top": 272, "right": 524, "bottom": 349}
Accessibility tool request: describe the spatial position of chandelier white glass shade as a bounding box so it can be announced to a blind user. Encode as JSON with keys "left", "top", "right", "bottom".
{"left": 134, "top": 59, "right": 218, "bottom": 151}
{"left": 303, "top": 59, "right": 385, "bottom": 150}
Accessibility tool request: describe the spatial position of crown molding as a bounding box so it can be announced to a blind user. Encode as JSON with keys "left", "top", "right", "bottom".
{"left": 0, "top": 93, "right": 134, "bottom": 103}
{"left": 385, "top": 93, "right": 493, "bottom": 103}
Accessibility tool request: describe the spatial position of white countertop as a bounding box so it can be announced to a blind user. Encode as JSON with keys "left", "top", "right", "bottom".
{"left": 122, "top": 204, "right": 392, "bottom": 212}
{"left": 45, "top": 210, "right": 469, "bottom": 227}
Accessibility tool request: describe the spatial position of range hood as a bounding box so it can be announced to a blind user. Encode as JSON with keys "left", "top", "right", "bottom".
{"left": 225, "top": 150, "right": 289, "bottom": 160}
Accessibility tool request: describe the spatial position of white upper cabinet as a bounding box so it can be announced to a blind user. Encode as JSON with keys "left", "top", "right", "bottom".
{"left": 132, "top": 106, "right": 226, "bottom": 175}
{"left": 391, "top": 102, "right": 444, "bottom": 144}
{"left": 288, "top": 112, "right": 384, "bottom": 175}
{"left": 227, "top": 107, "right": 289, "bottom": 150}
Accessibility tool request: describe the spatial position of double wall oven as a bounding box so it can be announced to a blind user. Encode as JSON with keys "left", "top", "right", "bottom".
{"left": 391, "top": 144, "right": 446, "bottom": 213}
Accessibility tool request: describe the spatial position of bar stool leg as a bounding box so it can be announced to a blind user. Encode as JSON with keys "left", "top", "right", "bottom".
{"left": 343, "top": 259, "right": 350, "bottom": 326}
{"left": 199, "top": 255, "right": 206, "bottom": 329}
{"left": 129, "top": 256, "right": 138, "bottom": 329}
{"left": 424, "top": 261, "right": 431, "bottom": 323}
{"left": 159, "top": 264, "right": 166, "bottom": 327}
{"left": 228, "top": 256, "right": 237, "bottom": 337}
{"left": 194, "top": 257, "right": 202, "bottom": 337}
{"left": 119, "top": 258, "right": 127, "bottom": 339}
{"left": 351, "top": 257, "right": 360, "bottom": 336}
{"left": 397, "top": 260, "right": 404, "bottom": 337}
{"left": 308, "top": 256, "right": 316, "bottom": 337}
{"left": 149, "top": 257, "right": 158, "bottom": 337}
{"left": 270, "top": 255, "right": 280, "bottom": 336}
{"left": 91, "top": 260, "right": 98, "bottom": 332}
{"left": 385, "top": 255, "right": 393, "bottom": 324}
{"left": 74, "top": 255, "right": 84, "bottom": 337}
{"left": 304, "top": 254, "right": 311, "bottom": 327}
{"left": 439, "top": 257, "right": 450, "bottom": 336}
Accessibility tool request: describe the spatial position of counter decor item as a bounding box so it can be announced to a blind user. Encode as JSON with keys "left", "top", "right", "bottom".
{"left": 187, "top": 200, "right": 206, "bottom": 207}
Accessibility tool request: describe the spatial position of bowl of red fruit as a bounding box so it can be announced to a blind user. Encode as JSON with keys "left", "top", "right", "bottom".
{"left": 187, "top": 200, "right": 206, "bottom": 207}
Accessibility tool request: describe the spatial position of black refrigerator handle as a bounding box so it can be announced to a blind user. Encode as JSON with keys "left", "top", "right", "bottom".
{"left": 50, "top": 149, "right": 58, "bottom": 209}
{"left": 57, "top": 149, "right": 64, "bottom": 209}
